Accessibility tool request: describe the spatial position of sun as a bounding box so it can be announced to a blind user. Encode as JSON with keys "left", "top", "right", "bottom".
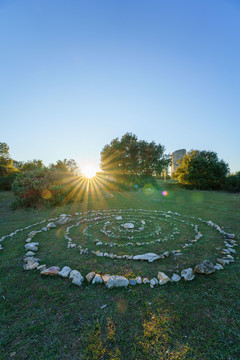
{"left": 82, "top": 165, "right": 98, "bottom": 179}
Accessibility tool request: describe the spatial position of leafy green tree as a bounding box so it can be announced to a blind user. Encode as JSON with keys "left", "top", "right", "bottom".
{"left": 100, "top": 133, "right": 170, "bottom": 176}
{"left": 0, "top": 142, "right": 17, "bottom": 176}
{"left": 49, "top": 159, "right": 78, "bottom": 174}
{"left": 14, "top": 159, "right": 44, "bottom": 171}
{"left": 173, "top": 150, "right": 229, "bottom": 190}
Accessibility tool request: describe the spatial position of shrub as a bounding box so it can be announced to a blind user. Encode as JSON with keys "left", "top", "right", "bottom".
{"left": 225, "top": 172, "right": 240, "bottom": 193}
{"left": 11, "top": 168, "right": 81, "bottom": 208}
{"left": 173, "top": 150, "right": 229, "bottom": 190}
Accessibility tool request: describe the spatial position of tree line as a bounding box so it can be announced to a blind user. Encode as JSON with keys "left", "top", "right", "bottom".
{"left": 0, "top": 133, "right": 239, "bottom": 207}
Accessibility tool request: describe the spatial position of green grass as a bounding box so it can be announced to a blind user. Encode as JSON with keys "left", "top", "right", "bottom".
{"left": 0, "top": 183, "right": 240, "bottom": 359}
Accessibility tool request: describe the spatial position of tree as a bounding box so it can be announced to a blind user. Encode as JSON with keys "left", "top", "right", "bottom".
{"left": 14, "top": 159, "right": 44, "bottom": 171}
{"left": 100, "top": 133, "right": 170, "bottom": 176}
{"left": 0, "top": 142, "right": 17, "bottom": 176}
{"left": 49, "top": 159, "right": 78, "bottom": 174}
{"left": 173, "top": 150, "right": 229, "bottom": 190}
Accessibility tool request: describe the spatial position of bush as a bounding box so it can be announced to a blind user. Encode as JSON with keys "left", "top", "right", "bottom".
{"left": 11, "top": 168, "right": 81, "bottom": 208}
{"left": 225, "top": 172, "right": 240, "bottom": 193}
{"left": 173, "top": 150, "right": 229, "bottom": 190}
{"left": 0, "top": 174, "right": 18, "bottom": 191}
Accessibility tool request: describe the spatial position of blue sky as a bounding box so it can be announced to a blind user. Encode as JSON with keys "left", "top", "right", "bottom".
{"left": 1, "top": 0, "right": 240, "bottom": 172}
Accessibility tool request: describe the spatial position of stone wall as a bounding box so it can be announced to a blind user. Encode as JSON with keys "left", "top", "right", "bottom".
{"left": 171, "top": 149, "right": 186, "bottom": 175}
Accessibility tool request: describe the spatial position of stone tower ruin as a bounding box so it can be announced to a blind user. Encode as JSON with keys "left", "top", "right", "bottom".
{"left": 171, "top": 149, "right": 186, "bottom": 175}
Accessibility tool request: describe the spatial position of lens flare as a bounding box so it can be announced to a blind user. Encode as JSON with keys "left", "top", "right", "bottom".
{"left": 82, "top": 165, "right": 98, "bottom": 179}
{"left": 162, "top": 190, "right": 168, "bottom": 196}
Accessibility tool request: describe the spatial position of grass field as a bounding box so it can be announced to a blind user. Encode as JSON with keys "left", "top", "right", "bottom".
{"left": 0, "top": 182, "right": 240, "bottom": 360}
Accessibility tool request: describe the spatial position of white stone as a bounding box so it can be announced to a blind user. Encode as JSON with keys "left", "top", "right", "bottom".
{"left": 115, "top": 216, "right": 122, "bottom": 220}
{"left": 92, "top": 274, "right": 103, "bottom": 284}
{"left": 171, "top": 273, "right": 181, "bottom": 282}
{"left": 47, "top": 222, "right": 56, "bottom": 229}
{"left": 136, "top": 276, "right": 142, "bottom": 284}
{"left": 214, "top": 264, "right": 224, "bottom": 270}
{"left": 86, "top": 272, "right": 96, "bottom": 282}
{"left": 24, "top": 251, "right": 36, "bottom": 257}
{"left": 24, "top": 242, "right": 39, "bottom": 251}
{"left": 23, "top": 259, "right": 39, "bottom": 270}
{"left": 181, "top": 268, "right": 195, "bottom": 281}
{"left": 28, "top": 231, "right": 37, "bottom": 238}
{"left": 150, "top": 278, "right": 158, "bottom": 288}
{"left": 58, "top": 266, "right": 71, "bottom": 278}
{"left": 106, "top": 275, "right": 129, "bottom": 289}
{"left": 133, "top": 253, "right": 160, "bottom": 263}
{"left": 70, "top": 270, "right": 84, "bottom": 286}
{"left": 122, "top": 223, "right": 134, "bottom": 229}
{"left": 158, "top": 272, "right": 170, "bottom": 285}
{"left": 25, "top": 238, "right": 32, "bottom": 243}
{"left": 143, "top": 278, "right": 150, "bottom": 284}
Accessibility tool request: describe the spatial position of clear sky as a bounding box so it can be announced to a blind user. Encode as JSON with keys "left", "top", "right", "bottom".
{"left": 1, "top": 0, "right": 240, "bottom": 172}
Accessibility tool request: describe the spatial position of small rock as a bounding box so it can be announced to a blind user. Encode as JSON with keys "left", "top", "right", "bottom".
{"left": 194, "top": 260, "right": 215, "bottom": 275}
{"left": 136, "top": 276, "right": 142, "bottom": 284}
{"left": 163, "top": 251, "right": 170, "bottom": 257}
{"left": 181, "top": 268, "right": 194, "bottom": 281}
{"left": 86, "top": 272, "right": 96, "bottom": 282}
{"left": 23, "top": 259, "right": 39, "bottom": 270}
{"left": 58, "top": 266, "right": 72, "bottom": 278}
{"left": 41, "top": 266, "right": 60, "bottom": 276}
{"left": 133, "top": 253, "right": 161, "bottom": 263}
{"left": 92, "top": 274, "right": 103, "bottom": 284}
{"left": 129, "top": 279, "right": 137, "bottom": 286}
{"left": 28, "top": 231, "right": 37, "bottom": 238}
{"left": 25, "top": 238, "right": 32, "bottom": 243}
{"left": 214, "top": 263, "right": 224, "bottom": 270}
{"left": 24, "top": 242, "right": 39, "bottom": 251}
{"left": 158, "top": 272, "right": 170, "bottom": 285}
{"left": 143, "top": 278, "right": 150, "bottom": 284}
{"left": 122, "top": 223, "right": 134, "bottom": 229}
{"left": 47, "top": 222, "right": 56, "bottom": 229}
{"left": 115, "top": 216, "right": 122, "bottom": 220}
{"left": 150, "top": 278, "right": 158, "bottom": 288}
{"left": 37, "top": 264, "right": 46, "bottom": 271}
{"left": 217, "top": 258, "right": 226, "bottom": 266}
{"left": 100, "top": 304, "right": 108, "bottom": 309}
{"left": 70, "top": 270, "right": 84, "bottom": 286}
{"left": 24, "top": 251, "right": 36, "bottom": 257}
{"left": 171, "top": 273, "right": 181, "bottom": 282}
{"left": 102, "top": 274, "right": 111, "bottom": 284}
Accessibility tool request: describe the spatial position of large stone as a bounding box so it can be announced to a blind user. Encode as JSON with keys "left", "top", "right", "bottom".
{"left": 58, "top": 266, "right": 71, "bottom": 278}
{"left": 122, "top": 223, "right": 134, "bottom": 229}
{"left": 86, "top": 272, "right": 96, "bottom": 282}
{"left": 136, "top": 276, "right": 142, "bottom": 284}
{"left": 133, "top": 253, "right": 161, "bottom": 263}
{"left": 69, "top": 270, "right": 84, "bottom": 286}
{"left": 181, "top": 268, "right": 195, "bottom": 281}
{"left": 158, "top": 272, "right": 170, "bottom": 285}
{"left": 25, "top": 242, "right": 39, "bottom": 251}
{"left": 41, "top": 266, "right": 60, "bottom": 276}
{"left": 106, "top": 275, "right": 129, "bottom": 289}
{"left": 194, "top": 260, "right": 215, "bottom": 275}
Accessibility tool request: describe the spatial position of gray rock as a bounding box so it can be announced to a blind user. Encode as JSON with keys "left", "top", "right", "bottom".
{"left": 24, "top": 242, "right": 39, "bottom": 251}
{"left": 136, "top": 276, "right": 142, "bottom": 284}
{"left": 181, "top": 268, "right": 195, "bottom": 281}
{"left": 106, "top": 275, "right": 129, "bottom": 289}
{"left": 150, "top": 278, "right": 158, "bottom": 288}
{"left": 58, "top": 266, "right": 72, "bottom": 278}
{"left": 133, "top": 253, "right": 161, "bottom": 263}
{"left": 41, "top": 266, "right": 60, "bottom": 275}
{"left": 143, "top": 278, "right": 150, "bottom": 284}
{"left": 92, "top": 274, "right": 103, "bottom": 284}
{"left": 171, "top": 273, "right": 181, "bottom": 282}
{"left": 122, "top": 223, "right": 134, "bottom": 229}
{"left": 47, "top": 222, "right": 56, "bottom": 229}
{"left": 86, "top": 272, "right": 96, "bottom": 282}
{"left": 214, "top": 263, "right": 224, "bottom": 270}
{"left": 158, "top": 272, "right": 170, "bottom": 285}
{"left": 23, "top": 259, "right": 39, "bottom": 270}
{"left": 129, "top": 279, "right": 137, "bottom": 286}
{"left": 70, "top": 270, "right": 84, "bottom": 286}
{"left": 24, "top": 251, "right": 36, "bottom": 257}
{"left": 28, "top": 231, "right": 37, "bottom": 238}
{"left": 194, "top": 260, "right": 215, "bottom": 275}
